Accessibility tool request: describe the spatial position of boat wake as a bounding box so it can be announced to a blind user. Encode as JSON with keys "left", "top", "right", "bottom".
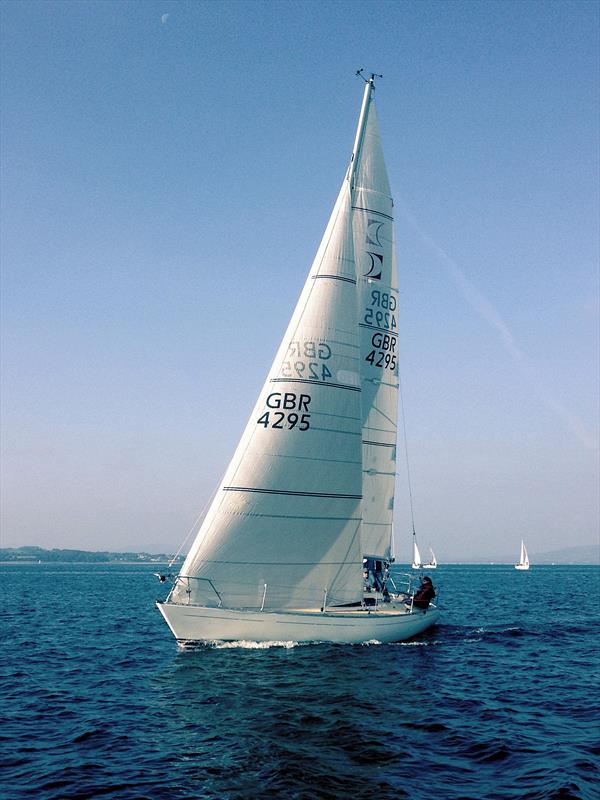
{"left": 176, "top": 637, "right": 439, "bottom": 650}
{"left": 462, "top": 625, "right": 525, "bottom": 643}
{"left": 392, "top": 638, "right": 441, "bottom": 646}
{"left": 178, "top": 639, "right": 302, "bottom": 650}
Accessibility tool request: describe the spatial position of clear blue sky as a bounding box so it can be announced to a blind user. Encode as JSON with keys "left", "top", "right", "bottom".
{"left": 1, "top": 0, "right": 598, "bottom": 561}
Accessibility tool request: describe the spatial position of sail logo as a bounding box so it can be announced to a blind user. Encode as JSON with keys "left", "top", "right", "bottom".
{"left": 366, "top": 219, "right": 385, "bottom": 247}
{"left": 364, "top": 251, "right": 383, "bottom": 280}
{"left": 364, "top": 219, "right": 385, "bottom": 280}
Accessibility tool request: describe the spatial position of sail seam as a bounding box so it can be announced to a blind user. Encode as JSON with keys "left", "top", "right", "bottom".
{"left": 362, "top": 440, "right": 395, "bottom": 447}
{"left": 351, "top": 206, "right": 393, "bottom": 221}
{"left": 311, "top": 427, "right": 361, "bottom": 436}
{"left": 242, "top": 514, "right": 363, "bottom": 521}
{"left": 311, "top": 274, "right": 357, "bottom": 285}
{"left": 222, "top": 487, "right": 362, "bottom": 499}
{"left": 183, "top": 560, "right": 360, "bottom": 566}
{"left": 268, "top": 453, "right": 361, "bottom": 464}
{"left": 358, "top": 323, "right": 398, "bottom": 336}
{"left": 269, "top": 378, "right": 361, "bottom": 392}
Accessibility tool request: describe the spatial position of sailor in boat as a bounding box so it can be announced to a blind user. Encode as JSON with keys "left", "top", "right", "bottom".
{"left": 406, "top": 575, "right": 436, "bottom": 611}
{"left": 363, "top": 557, "right": 386, "bottom": 593}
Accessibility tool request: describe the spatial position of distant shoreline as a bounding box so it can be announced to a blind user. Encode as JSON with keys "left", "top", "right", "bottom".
{"left": 1, "top": 545, "right": 597, "bottom": 566}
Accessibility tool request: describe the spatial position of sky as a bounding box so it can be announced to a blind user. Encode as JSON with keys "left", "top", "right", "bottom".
{"left": 1, "top": 0, "right": 598, "bottom": 562}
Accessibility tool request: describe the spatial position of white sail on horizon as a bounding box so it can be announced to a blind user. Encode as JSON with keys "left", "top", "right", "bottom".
{"left": 411, "top": 541, "right": 437, "bottom": 569}
{"left": 411, "top": 540, "right": 422, "bottom": 569}
{"left": 515, "top": 540, "right": 530, "bottom": 569}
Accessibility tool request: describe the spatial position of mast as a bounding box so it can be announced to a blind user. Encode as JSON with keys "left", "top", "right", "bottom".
{"left": 348, "top": 71, "right": 383, "bottom": 189}
{"left": 347, "top": 74, "right": 375, "bottom": 189}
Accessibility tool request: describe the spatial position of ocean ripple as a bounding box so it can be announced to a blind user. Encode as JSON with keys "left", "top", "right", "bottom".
{"left": 2, "top": 563, "right": 598, "bottom": 800}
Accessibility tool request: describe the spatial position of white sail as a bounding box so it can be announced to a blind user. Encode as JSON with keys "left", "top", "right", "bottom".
{"left": 411, "top": 540, "right": 422, "bottom": 569}
{"left": 172, "top": 82, "right": 397, "bottom": 611}
{"left": 171, "top": 182, "right": 364, "bottom": 610}
{"left": 352, "top": 95, "right": 398, "bottom": 562}
{"left": 170, "top": 87, "right": 401, "bottom": 611}
{"left": 411, "top": 541, "right": 436, "bottom": 569}
{"left": 515, "top": 540, "right": 530, "bottom": 569}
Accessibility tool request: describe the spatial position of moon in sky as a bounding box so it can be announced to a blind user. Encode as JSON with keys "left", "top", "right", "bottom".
{"left": 161, "top": 13, "right": 170, "bottom": 24}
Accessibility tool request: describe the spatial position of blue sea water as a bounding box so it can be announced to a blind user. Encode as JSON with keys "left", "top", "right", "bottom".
{"left": 2, "top": 563, "right": 598, "bottom": 800}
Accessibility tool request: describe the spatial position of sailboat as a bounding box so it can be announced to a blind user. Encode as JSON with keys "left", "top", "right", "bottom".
{"left": 157, "top": 73, "right": 440, "bottom": 644}
{"left": 411, "top": 541, "right": 437, "bottom": 570}
{"left": 515, "top": 540, "right": 530, "bottom": 570}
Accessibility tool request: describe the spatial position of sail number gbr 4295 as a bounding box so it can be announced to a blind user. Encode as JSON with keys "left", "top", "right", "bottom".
{"left": 364, "top": 290, "right": 397, "bottom": 371}
{"left": 257, "top": 392, "right": 311, "bottom": 431}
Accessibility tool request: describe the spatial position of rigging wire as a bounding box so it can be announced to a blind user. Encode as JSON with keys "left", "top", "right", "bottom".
{"left": 167, "top": 480, "right": 221, "bottom": 569}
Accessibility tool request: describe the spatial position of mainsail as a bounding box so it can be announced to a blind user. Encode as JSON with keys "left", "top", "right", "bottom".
{"left": 171, "top": 78, "right": 397, "bottom": 611}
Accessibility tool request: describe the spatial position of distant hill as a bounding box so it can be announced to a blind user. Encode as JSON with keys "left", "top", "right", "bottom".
{"left": 0, "top": 546, "right": 183, "bottom": 563}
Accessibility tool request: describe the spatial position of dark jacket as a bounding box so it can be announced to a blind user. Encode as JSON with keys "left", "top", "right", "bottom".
{"left": 412, "top": 581, "right": 435, "bottom": 609}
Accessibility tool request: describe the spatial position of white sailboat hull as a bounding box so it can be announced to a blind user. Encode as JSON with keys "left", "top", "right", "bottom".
{"left": 514, "top": 564, "right": 529, "bottom": 570}
{"left": 157, "top": 601, "right": 440, "bottom": 645}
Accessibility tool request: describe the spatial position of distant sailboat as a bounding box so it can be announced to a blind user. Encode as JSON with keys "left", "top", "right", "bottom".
{"left": 411, "top": 541, "right": 437, "bottom": 570}
{"left": 411, "top": 540, "right": 423, "bottom": 570}
{"left": 515, "top": 540, "right": 530, "bottom": 570}
{"left": 156, "top": 73, "right": 440, "bottom": 644}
